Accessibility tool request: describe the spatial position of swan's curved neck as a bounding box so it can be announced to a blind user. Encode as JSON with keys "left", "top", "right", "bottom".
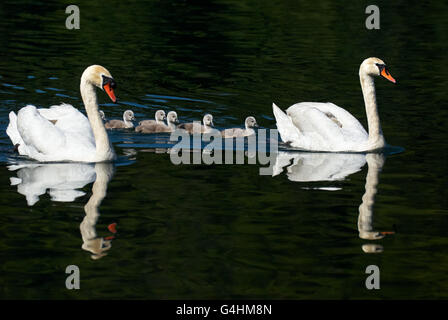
{"left": 80, "top": 79, "right": 115, "bottom": 161}
{"left": 359, "top": 72, "right": 385, "bottom": 148}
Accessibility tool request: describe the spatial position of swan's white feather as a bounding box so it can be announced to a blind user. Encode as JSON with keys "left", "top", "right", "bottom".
{"left": 272, "top": 103, "right": 301, "bottom": 144}
{"left": 273, "top": 102, "right": 369, "bottom": 152}
{"left": 6, "top": 112, "right": 21, "bottom": 146}
{"left": 287, "top": 102, "right": 367, "bottom": 139}
{"left": 7, "top": 104, "right": 97, "bottom": 162}
{"left": 38, "top": 103, "right": 93, "bottom": 134}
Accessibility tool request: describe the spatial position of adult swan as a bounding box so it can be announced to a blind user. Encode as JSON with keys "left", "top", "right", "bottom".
{"left": 6, "top": 65, "right": 118, "bottom": 162}
{"left": 272, "top": 57, "right": 396, "bottom": 152}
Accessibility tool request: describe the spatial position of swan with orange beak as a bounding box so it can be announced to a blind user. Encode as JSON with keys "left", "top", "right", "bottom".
{"left": 6, "top": 65, "right": 119, "bottom": 162}
{"left": 273, "top": 57, "right": 397, "bottom": 152}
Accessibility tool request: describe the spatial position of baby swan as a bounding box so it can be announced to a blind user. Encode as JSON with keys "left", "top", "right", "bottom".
{"left": 221, "top": 116, "right": 258, "bottom": 138}
{"left": 135, "top": 111, "right": 178, "bottom": 133}
{"left": 138, "top": 110, "right": 166, "bottom": 126}
{"left": 178, "top": 114, "right": 214, "bottom": 134}
{"left": 105, "top": 110, "right": 135, "bottom": 129}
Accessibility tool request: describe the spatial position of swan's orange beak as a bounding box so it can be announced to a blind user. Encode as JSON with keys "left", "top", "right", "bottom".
{"left": 103, "top": 83, "right": 117, "bottom": 103}
{"left": 381, "top": 68, "right": 396, "bottom": 84}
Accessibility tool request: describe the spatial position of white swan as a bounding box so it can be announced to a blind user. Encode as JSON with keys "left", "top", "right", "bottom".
{"left": 6, "top": 65, "right": 117, "bottom": 162}
{"left": 272, "top": 57, "right": 396, "bottom": 152}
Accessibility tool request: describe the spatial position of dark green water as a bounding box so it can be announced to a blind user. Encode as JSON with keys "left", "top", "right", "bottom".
{"left": 0, "top": 0, "right": 447, "bottom": 299}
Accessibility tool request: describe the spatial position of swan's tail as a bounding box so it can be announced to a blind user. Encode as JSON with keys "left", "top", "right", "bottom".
{"left": 6, "top": 111, "right": 37, "bottom": 158}
{"left": 272, "top": 103, "right": 301, "bottom": 144}
{"left": 6, "top": 111, "right": 24, "bottom": 150}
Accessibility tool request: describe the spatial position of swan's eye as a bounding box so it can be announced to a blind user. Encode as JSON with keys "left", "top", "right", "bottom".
{"left": 375, "top": 63, "right": 385, "bottom": 72}
{"left": 102, "top": 75, "right": 116, "bottom": 89}
{"left": 376, "top": 63, "right": 392, "bottom": 76}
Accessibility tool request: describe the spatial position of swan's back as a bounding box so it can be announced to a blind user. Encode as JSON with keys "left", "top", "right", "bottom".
{"left": 287, "top": 102, "right": 367, "bottom": 136}
{"left": 285, "top": 102, "right": 369, "bottom": 151}
{"left": 38, "top": 104, "right": 93, "bottom": 135}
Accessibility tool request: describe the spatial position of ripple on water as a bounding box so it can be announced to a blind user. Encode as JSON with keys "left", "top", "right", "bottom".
{"left": 44, "top": 87, "right": 64, "bottom": 92}
{"left": 145, "top": 93, "right": 214, "bottom": 105}
{"left": 54, "top": 93, "right": 77, "bottom": 100}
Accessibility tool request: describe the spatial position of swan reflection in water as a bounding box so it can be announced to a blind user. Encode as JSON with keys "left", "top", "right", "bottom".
{"left": 8, "top": 162, "right": 116, "bottom": 259}
{"left": 272, "top": 151, "right": 394, "bottom": 253}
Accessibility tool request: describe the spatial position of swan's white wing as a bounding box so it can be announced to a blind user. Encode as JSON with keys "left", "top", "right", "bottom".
{"left": 319, "top": 102, "right": 367, "bottom": 136}
{"left": 37, "top": 103, "right": 77, "bottom": 120}
{"left": 288, "top": 102, "right": 368, "bottom": 140}
{"left": 285, "top": 102, "right": 369, "bottom": 151}
{"left": 8, "top": 104, "right": 97, "bottom": 161}
{"left": 272, "top": 103, "right": 301, "bottom": 144}
{"left": 38, "top": 103, "right": 93, "bottom": 137}
{"left": 293, "top": 106, "right": 343, "bottom": 142}
{"left": 16, "top": 105, "right": 67, "bottom": 158}
{"left": 6, "top": 111, "right": 24, "bottom": 148}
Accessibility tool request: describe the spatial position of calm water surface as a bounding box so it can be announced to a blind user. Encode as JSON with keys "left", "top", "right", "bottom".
{"left": 0, "top": 0, "right": 447, "bottom": 299}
